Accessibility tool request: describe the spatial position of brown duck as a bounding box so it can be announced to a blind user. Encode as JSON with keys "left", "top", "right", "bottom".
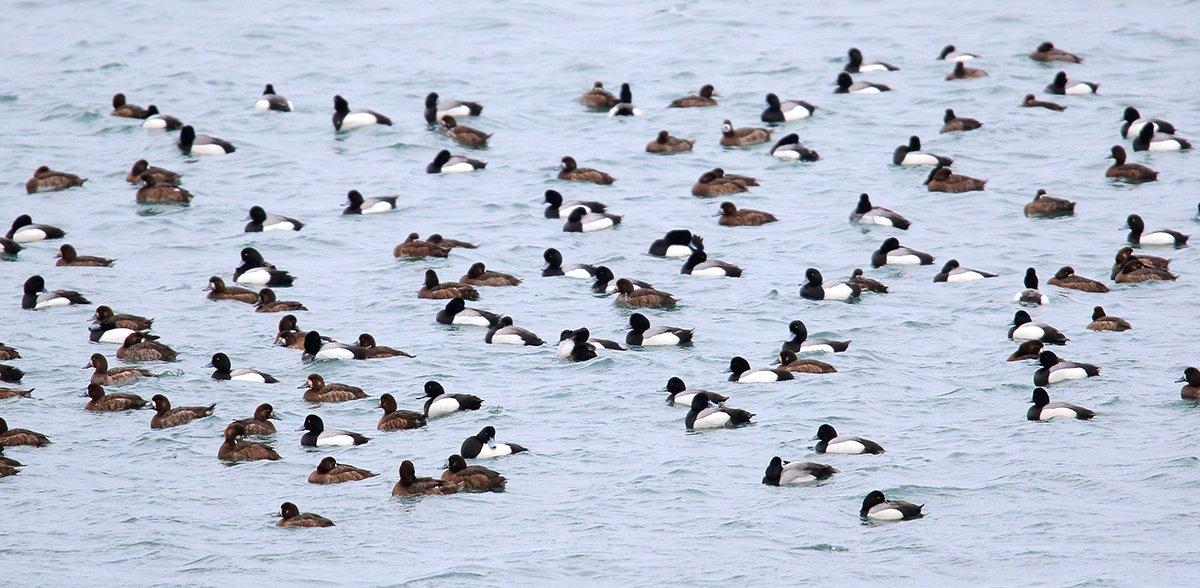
{"left": 718, "top": 201, "right": 778, "bottom": 226}
{"left": 150, "top": 394, "right": 216, "bottom": 429}
{"left": 255, "top": 288, "right": 306, "bottom": 313}
{"left": 136, "top": 173, "right": 192, "bottom": 205}
{"left": 1087, "top": 307, "right": 1131, "bottom": 332}
{"left": 83, "top": 383, "right": 147, "bottom": 412}
{"left": 56, "top": 244, "right": 114, "bottom": 267}
{"left": 440, "top": 115, "right": 490, "bottom": 148}
{"left": 206, "top": 276, "right": 259, "bottom": 304}
{"left": 1023, "top": 189, "right": 1075, "bottom": 218}
{"left": 26, "top": 166, "right": 86, "bottom": 194}
{"left": 778, "top": 350, "right": 837, "bottom": 374}
{"left": 308, "top": 456, "right": 377, "bottom": 484}
{"left": 1105, "top": 146, "right": 1157, "bottom": 182}
{"left": 218, "top": 423, "right": 280, "bottom": 461}
{"left": 460, "top": 262, "right": 521, "bottom": 286}
{"left": 277, "top": 502, "right": 333, "bottom": 527}
{"left": 126, "top": 159, "right": 181, "bottom": 185}
{"left": 1048, "top": 266, "right": 1109, "bottom": 293}
{"left": 646, "top": 130, "right": 695, "bottom": 154}
{"left": 356, "top": 334, "right": 413, "bottom": 358}
{"left": 418, "top": 270, "right": 479, "bottom": 300}
{"left": 669, "top": 84, "right": 717, "bottom": 108}
{"left": 116, "top": 332, "right": 178, "bottom": 362}
{"left": 85, "top": 353, "right": 152, "bottom": 386}
{"left": 691, "top": 171, "right": 747, "bottom": 197}
{"left": 234, "top": 404, "right": 280, "bottom": 436}
{"left": 377, "top": 393, "right": 427, "bottom": 431}
{"left": 0, "top": 417, "right": 50, "bottom": 446}
{"left": 615, "top": 278, "right": 677, "bottom": 308}
{"left": 441, "top": 454, "right": 506, "bottom": 492}
{"left": 92, "top": 305, "right": 151, "bottom": 330}
{"left": 924, "top": 166, "right": 986, "bottom": 193}
{"left": 393, "top": 460, "right": 461, "bottom": 496}
{"left": 558, "top": 156, "right": 614, "bottom": 184}
{"left": 394, "top": 233, "right": 449, "bottom": 258}
{"left": 301, "top": 374, "right": 367, "bottom": 403}
{"left": 719, "top": 119, "right": 772, "bottom": 147}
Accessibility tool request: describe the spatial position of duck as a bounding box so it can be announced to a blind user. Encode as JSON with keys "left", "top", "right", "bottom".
{"left": 85, "top": 353, "right": 152, "bottom": 387}
{"left": 205, "top": 276, "right": 259, "bottom": 304}
{"left": 0, "top": 417, "right": 50, "bottom": 446}
{"left": 1124, "top": 214, "right": 1188, "bottom": 246}
{"left": 430, "top": 235, "right": 480, "bottom": 251}
{"left": 543, "top": 189, "right": 607, "bottom": 219}
{"left": 376, "top": 393, "right": 427, "bottom": 431}
{"left": 762, "top": 457, "right": 838, "bottom": 486}
{"left": 110, "top": 93, "right": 150, "bottom": 118}
{"left": 436, "top": 298, "right": 500, "bottom": 327}
{"left": 680, "top": 244, "right": 742, "bottom": 278}
{"left": 255, "top": 288, "right": 306, "bottom": 313}
{"left": 461, "top": 262, "right": 520, "bottom": 286}
{"left": 245, "top": 206, "right": 303, "bottom": 232}
{"left": 441, "top": 455, "right": 506, "bottom": 492}
{"left": 308, "top": 457, "right": 376, "bottom": 484}
{"left": 7, "top": 214, "right": 65, "bottom": 243}
{"left": 277, "top": 502, "right": 333, "bottom": 528}
{"left": 57, "top": 244, "right": 113, "bottom": 267}
{"left": 1046, "top": 71, "right": 1098, "bottom": 95}
{"left": 664, "top": 377, "right": 728, "bottom": 407}
{"left": 0, "top": 386, "right": 32, "bottom": 400}
{"left": 89, "top": 313, "right": 142, "bottom": 344}
{"left": 0, "top": 343, "right": 20, "bottom": 361}
{"left": 83, "top": 383, "right": 147, "bottom": 412}
{"left": 2, "top": 238, "right": 22, "bottom": 256}
{"left": 848, "top": 268, "right": 889, "bottom": 293}
{"left": 559, "top": 327, "right": 622, "bottom": 362}
{"left": 1106, "top": 146, "right": 1158, "bottom": 182}
{"left": 940, "top": 109, "right": 982, "bottom": 133}
{"left": 800, "top": 268, "right": 860, "bottom": 301}
{"left": 647, "top": 230, "right": 695, "bottom": 258}
{"left": 1024, "top": 189, "right": 1076, "bottom": 218}
{"left": 669, "top": 85, "right": 717, "bottom": 108}
{"left": 21, "top": 275, "right": 90, "bottom": 310}
{"left": 234, "top": 404, "right": 280, "bottom": 436}
{"left": 646, "top": 130, "right": 695, "bottom": 154}
{"left": 92, "top": 306, "right": 151, "bottom": 331}
{"left": 1113, "top": 259, "right": 1177, "bottom": 283}
{"left": 580, "top": 81, "right": 619, "bottom": 110}
{"left": 274, "top": 315, "right": 327, "bottom": 349}
{"left": 814, "top": 424, "right": 884, "bottom": 454}
{"left": 342, "top": 190, "right": 398, "bottom": 215}
{"left": 1034, "top": 350, "right": 1100, "bottom": 385}
{"left": 0, "top": 364, "right": 22, "bottom": 384}
{"left": 871, "top": 237, "right": 934, "bottom": 267}
{"left": 1133, "top": 123, "right": 1192, "bottom": 152}
{"left": 426, "top": 149, "right": 486, "bottom": 174}
{"left": 557, "top": 156, "right": 614, "bottom": 184}
{"left": 461, "top": 426, "right": 527, "bottom": 459}
{"left": 777, "top": 350, "right": 837, "bottom": 374}
{"left": 937, "top": 45, "right": 978, "bottom": 61}
{"left": 835, "top": 72, "right": 890, "bottom": 94}
{"left": 1027, "top": 387, "right": 1096, "bottom": 420}
{"left": 607, "top": 83, "right": 641, "bottom": 116}
{"left": 713, "top": 168, "right": 760, "bottom": 186}
{"left": 1048, "top": 266, "right": 1109, "bottom": 293}
{"left": 484, "top": 316, "right": 544, "bottom": 346}
{"left": 302, "top": 331, "right": 367, "bottom": 363}
{"left": 1014, "top": 268, "right": 1049, "bottom": 305}
{"left": 719, "top": 119, "right": 772, "bottom": 147}
{"left": 255, "top": 84, "right": 292, "bottom": 111}
{"left": 685, "top": 394, "right": 754, "bottom": 430}
{"left": 1022, "top": 93, "right": 1066, "bottom": 111}
{"left": 691, "top": 171, "right": 748, "bottom": 197}
{"left": 140, "top": 106, "right": 183, "bottom": 130}
{"left": 178, "top": 126, "right": 235, "bottom": 156}
{"left": 933, "top": 259, "right": 996, "bottom": 283}
{"left": 893, "top": 136, "right": 952, "bottom": 166}
{"left": 1121, "top": 107, "right": 1176, "bottom": 139}
{"left": 761, "top": 93, "right": 816, "bottom": 123}
{"left": 1087, "top": 306, "right": 1131, "bottom": 332}
{"left": 424, "top": 92, "right": 482, "bottom": 124}
{"left": 299, "top": 414, "right": 370, "bottom": 447}
{"left": 135, "top": 174, "right": 192, "bottom": 205}
{"left": 207, "top": 353, "right": 277, "bottom": 383}
{"left": 393, "top": 460, "right": 461, "bottom": 496}
{"left": 356, "top": 334, "right": 413, "bottom": 359}
{"left": 439, "top": 115, "right": 490, "bottom": 148}
{"left": 149, "top": 394, "right": 215, "bottom": 429}
{"left": 1008, "top": 340, "right": 1044, "bottom": 362}
{"left": 626, "top": 313, "right": 692, "bottom": 346}
{"left": 1030, "top": 41, "right": 1082, "bottom": 63}
{"left": 844, "top": 47, "right": 898, "bottom": 72}
{"left": 126, "top": 160, "right": 180, "bottom": 185}
{"left": 728, "top": 356, "right": 793, "bottom": 383}
{"left": 769, "top": 133, "right": 819, "bottom": 161}
{"left": 542, "top": 248, "right": 596, "bottom": 278}
{"left": 234, "top": 247, "right": 294, "bottom": 287}
{"left": 861, "top": 491, "right": 923, "bottom": 521}
{"left": 394, "top": 233, "right": 449, "bottom": 259}
{"left": 849, "top": 193, "right": 909, "bottom": 229}
{"left": 421, "top": 380, "right": 483, "bottom": 419}
{"left": 924, "top": 165, "right": 986, "bottom": 192}
{"left": 781, "top": 320, "right": 849, "bottom": 354}
{"left": 717, "top": 202, "right": 777, "bottom": 227}
{"left": 332, "top": 95, "right": 392, "bottom": 131}
{"left": 1009, "top": 311, "right": 1068, "bottom": 345}
{"left": 615, "top": 278, "right": 677, "bottom": 308}
{"left": 945, "top": 62, "right": 987, "bottom": 80}
{"left": 1178, "top": 368, "right": 1200, "bottom": 400}
{"left": 418, "top": 269, "right": 479, "bottom": 300}
{"left": 25, "top": 166, "right": 86, "bottom": 194}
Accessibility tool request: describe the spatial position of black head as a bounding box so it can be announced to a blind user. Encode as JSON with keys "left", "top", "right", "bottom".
{"left": 280, "top": 502, "right": 300, "bottom": 519}
{"left": 425, "top": 92, "right": 439, "bottom": 108}
{"left": 1124, "top": 214, "right": 1144, "bottom": 231}
{"left": 356, "top": 333, "right": 377, "bottom": 348}
{"left": 728, "top": 356, "right": 751, "bottom": 375}
{"left": 567, "top": 207, "right": 586, "bottom": 222}
{"left": 423, "top": 380, "right": 445, "bottom": 398}
{"left": 479, "top": 425, "right": 497, "bottom": 440}
{"left": 497, "top": 316, "right": 514, "bottom": 327}
{"left": 626, "top": 314, "right": 651, "bottom": 334}
{"left": 1137, "top": 123, "right": 1154, "bottom": 142}
{"left": 303, "top": 330, "right": 323, "bottom": 354}
{"left": 689, "top": 393, "right": 711, "bottom": 412}
{"left": 879, "top": 237, "right": 901, "bottom": 253}
{"left": 766, "top": 93, "right": 781, "bottom": 107}
{"left": 855, "top": 193, "right": 872, "bottom": 214}
{"left": 424, "top": 269, "right": 440, "bottom": 289}
{"left": 804, "top": 267, "right": 822, "bottom": 285}
{"left": 685, "top": 248, "right": 708, "bottom": 267}
{"left": 666, "top": 377, "right": 686, "bottom": 394}
{"left": 699, "top": 84, "right": 714, "bottom": 98}
{"left": 112, "top": 93, "right": 127, "bottom": 108}
{"left": 346, "top": 190, "right": 364, "bottom": 205}
{"left": 852, "top": 268, "right": 865, "bottom": 278}
{"left": 1024, "top": 268, "right": 1038, "bottom": 289}
{"left": 1109, "top": 145, "right": 1126, "bottom": 164}
{"left": 1012, "top": 310, "right": 1031, "bottom": 326}
{"left": 543, "top": 248, "right": 563, "bottom": 268}
{"left": 939, "top": 259, "right": 960, "bottom": 273}
{"left": 836, "top": 72, "right": 852, "bottom": 89}
{"left": 618, "top": 83, "right": 632, "bottom": 104}
{"left": 593, "top": 266, "right": 614, "bottom": 284}
{"left": 249, "top": 206, "right": 267, "bottom": 223}
{"left": 23, "top": 275, "right": 46, "bottom": 295}
{"left": 1031, "top": 387, "right": 1050, "bottom": 406}
{"left": 938, "top": 45, "right": 955, "bottom": 59}
{"left": 301, "top": 414, "right": 323, "bottom": 432}
{"left": 240, "top": 247, "right": 266, "bottom": 265}
{"left": 11, "top": 214, "right": 33, "bottom": 230}
{"left": 763, "top": 456, "right": 784, "bottom": 485}
{"left": 1037, "top": 42, "right": 1054, "bottom": 52}
{"left": 1122, "top": 106, "right": 1140, "bottom": 122}
{"left": 447, "top": 454, "right": 468, "bottom": 472}
{"left": 943, "top": 109, "right": 955, "bottom": 123}
{"left": 861, "top": 490, "right": 886, "bottom": 514}
{"left": 444, "top": 297, "right": 466, "bottom": 314}
{"left": 543, "top": 190, "right": 563, "bottom": 207}
{"left": 1053, "top": 71, "right": 1067, "bottom": 85}
{"left": 145, "top": 105, "right": 160, "bottom": 116}
{"left": 953, "top": 62, "right": 966, "bottom": 75}
{"left": 333, "top": 95, "right": 349, "bottom": 112}
{"left": 180, "top": 125, "right": 196, "bottom": 144}
{"left": 1180, "top": 367, "right": 1200, "bottom": 386}
{"left": 431, "top": 150, "right": 452, "bottom": 167}
{"left": 263, "top": 84, "right": 276, "bottom": 95}
{"left": 816, "top": 423, "right": 838, "bottom": 442}
{"left": 1038, "top": 350, "right": 1059, "bottom": 367}
{"left": 847, "top": 47, "right": 863, "bottom": 63}
{"left": 665, "top": 229, "right": 692, "bottom": 245}
{"left": 907, "top": 135, "right": 921, "bottom": 150}
{"left": 788, "top": 320, "right": 807, "bottom": 338}
{"left": 207, "top": 352, "right": 232, "bottom": 372}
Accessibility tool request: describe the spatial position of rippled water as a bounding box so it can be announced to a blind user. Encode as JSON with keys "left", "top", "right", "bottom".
{"left": 4, "top": 0, "right": 1200, "bottom": 584}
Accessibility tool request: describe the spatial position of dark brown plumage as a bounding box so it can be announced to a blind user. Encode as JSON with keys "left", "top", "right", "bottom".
{"left": 26, "top": 166, "right": 86, "bottom": 194}
{"left": 440, "top": 115, "right": 490, "bottom": 148}
{"left": 377, "top": 393, "right": 427, "bottom": 431}
{"left": 848, "top": 268, "right": 889, "bottom": 293}
{"left": 646, "top": 130, "right": 695, "bottom": 154}
{"left": 426, "top": 234, "right": 477, "bottom": 249}
{"left": 86, "top": 353, "right": 152, "bottom": 386}
{"left": 255, "top": 288, "right": 306, "bottom": 313}
{"left": 1087, "top": 306, "right": 1131, "bottom": 332}
{"left": 218, "top": 423, "right": 280, "bottom": 462}
{"left": 136, "top": 173, "right": 193, "bottom": 205}
{"left": 1022, "top": 94, "right": 1066, "bottom": 111}
{"left": 580, "top": 81, "right": 619, "bottom": 110}
{"left": 1030, "top": 41, "right": 1082, "bottom": 63}
{"left": 394, "top": 233, "right": 450, "bottom": 258}
{"left": 441, "top": 454, "right": 506, "bottom": 492}
{"left": 1047, "top": 266, "right": 1109, "bottom": 293}
{"left": 719, "top": 119, "right": 772, "bottom": 147}
{"left": 924, "top": 166, "right": 986, "bottom": 193}
{"left": 0, "top": 342, "right": 20, "bottom": 361}
{"left": 111, "top": 93, "right": 150, "bottom": 118}
{"left": 302, "top": 374, "right": 367, "bottom": 403}
{"left": 53, "top": 244, "right": 113, "bottom": 267}
{"left": 669, "top": 85, "right": 717, "bottom": 108}
{"left": 1113, "top": 260, "right": 1177, "bottom": 283}
{"left": 1106, "top": 146, "right": 1157, "bottom": 182}
{"left": 1111, "top": 247, "right": 1170, "bottom": 279}
{"left": 1024, "top": 189, "right": 1075, "bottom": 218}
{"left": 691, "top": 171, "right": 747, "bottom": 197}
{"left": 116, "top": 332, "right": 177, "bottom": 362}
{"left": 718, "top": 201, "right": 777, "bottom": 226}
{"left": 206, "top": 276, "right": 259, "bottom": 304}
{"left": 615, "top": 278, "right": 677, "bottom": 308}
{"left": 0, "top": 417, "right": 49, "bottom": 447}
{"left": 558, "top": 156, "right": 614, "bottom": 184}
{"left": 939, "top": 109, "right": 982, "bottom": 133}
{"left": 460, "top": 262, "right": 521, "bottom": 286}
{"left": 92, "top": 305, "right": 150, "bottom": 330}
{"left": 418, "top": 270, "right": 480, "bottom": 300}
{"left": 1008, "top": 340, "right": 1044, "bottom": 362}
{"left": 356, "top": 334, "right": 413, "bottom": 358}
{"left": 83, "top": 383, "right": 147, "bottom": 411}
{"left": 393, "top": 460, "right": 461, "bottom": 496}
{"left": 308, "top": 457, "right": 377, "bottom": 484}
{"left": 945, "top": 62, "right": 987, "bottom": 80}
{"left": 126, "top": 159, "right": 181, "bottom": 185}
{"left": 277, "top": 502, "right": 333, "bottom": 527}
{"left": 0, "top": 386, "right": 33, "bottom": 400}
{"left": 778, "top": 350, "right": 837, "bottom": 374}
{"left": 234, "top": 404, "right": 279, "bottom": 436}
{"left": 150, "top": 394, "right": 215, "bottom": 429}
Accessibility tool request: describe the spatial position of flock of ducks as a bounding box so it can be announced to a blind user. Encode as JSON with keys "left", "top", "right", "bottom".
{"left": 3, "top": 40, "right": 1198, "bottom": 526}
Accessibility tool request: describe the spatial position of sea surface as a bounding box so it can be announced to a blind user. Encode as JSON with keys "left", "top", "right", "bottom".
{"left": 3, "top": 1, "right": 1200, "bottom": 585}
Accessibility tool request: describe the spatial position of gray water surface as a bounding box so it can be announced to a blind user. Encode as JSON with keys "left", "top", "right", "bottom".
{"left": 3, "top": 1, "right": 1200, "bottom": 585}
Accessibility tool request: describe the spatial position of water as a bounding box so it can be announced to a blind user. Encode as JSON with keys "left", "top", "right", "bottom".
{"left": 3, "top": 0, "right": 1200, "bottom": 584}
